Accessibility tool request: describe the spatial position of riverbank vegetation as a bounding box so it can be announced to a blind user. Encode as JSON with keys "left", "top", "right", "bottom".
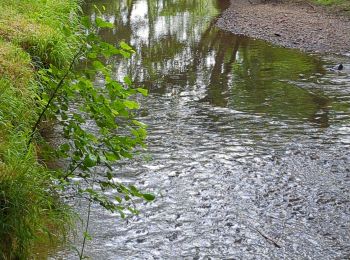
{"left": 0, "top": 0, "right": 79, "bottom": 258}
{"left": 310, "top": 0, "right": 350, "bottom": 14}
{"left": 311, "top": 0, "right": 349, "bottom": 8}
{"left": 0, "top": 0, "right": 154, "bottom": 258}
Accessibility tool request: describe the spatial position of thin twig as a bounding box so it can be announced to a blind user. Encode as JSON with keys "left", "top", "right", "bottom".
{"left": 27, "top": 46, "right": 84, "bottom": 148}
{"left": 79, "top": 198, "right": 92, "bottom": 260}
{"left": 254, "top": 228, "right": 282, "bottom": 248}
{"left": 79, "top": 172, "right": 97, "bottom": 259}
{"left": 62, "top": 160, "right": 85, "bottom": 180}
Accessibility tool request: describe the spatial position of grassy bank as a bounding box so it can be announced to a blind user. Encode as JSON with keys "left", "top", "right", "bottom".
{"left": 0, "top": 0, "right": 80, "bottom": 258}
{"left": 310, "top": 0, "right": 350, "bottom": 14}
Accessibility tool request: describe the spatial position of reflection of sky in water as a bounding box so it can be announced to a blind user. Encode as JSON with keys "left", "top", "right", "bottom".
{"left": 130, "top": 1, "right": 149, "bottom": 43}
{"left": 89, "top": 0, "right": 219, "bottom": 82}
{"left": 85, "top": 0, "right": 350, "bottom": 126}
{"left": 96, "top": 0, "right": 217, "bottom": 47}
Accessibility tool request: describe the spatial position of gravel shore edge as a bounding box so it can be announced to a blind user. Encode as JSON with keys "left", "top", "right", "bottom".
{"left": 217, "top": 0, "right": 350, "bottom": 55}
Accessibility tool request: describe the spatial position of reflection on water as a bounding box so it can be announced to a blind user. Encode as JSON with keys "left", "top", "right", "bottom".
{"left": 86, "top": 0, "right": 346, "bottom": 127}
{"left": 53, "top": 0, "right": 350, "bottom": 259}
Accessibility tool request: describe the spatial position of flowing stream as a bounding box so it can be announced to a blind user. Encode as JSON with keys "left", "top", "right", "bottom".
{"left": 51, "top": 0, "right": 350, "bottom": 259}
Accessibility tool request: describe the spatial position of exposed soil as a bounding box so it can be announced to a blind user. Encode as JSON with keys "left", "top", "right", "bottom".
{"left": 217, "top": 0, "right": 350, "bottom": 55}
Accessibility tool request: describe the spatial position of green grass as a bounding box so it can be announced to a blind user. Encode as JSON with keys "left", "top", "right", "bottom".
{"left": 0, "top": 0, "right": 80, "bottom": 67}
{"left": 0, "top": 124, "right": 72, "bottom": 259}
{"left": 313, "top": 0, "right": 348, "bottom": 5}
{"left": 0, "top": 0, "right": 80, "bottom": 258}
{"left": 311, "top": 0, "right": 350, "bottom": 14}
{"left": 0, "top": 71, "right": 72, "bottom": 260}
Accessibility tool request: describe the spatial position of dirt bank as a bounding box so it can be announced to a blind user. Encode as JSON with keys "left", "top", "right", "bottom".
{"left": 217, "top": 0, "right": 350, "bottom": 55}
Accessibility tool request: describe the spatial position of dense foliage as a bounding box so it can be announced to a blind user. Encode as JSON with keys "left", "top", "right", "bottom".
{"left": 31, "top": 15, "right": 154, "bottom": 218}
{"left": 0, "top": 0, "right": 153, "bottom": 258}
{"left": 0, "top": 0, "right": 80, "bottom": 258}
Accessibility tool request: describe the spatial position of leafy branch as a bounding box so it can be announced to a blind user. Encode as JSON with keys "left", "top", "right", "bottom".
{"left": 31, "top": 13, "right": 155, "bottom": 257}
{"left": 27, "top": 46, "right": 84, "bottom": 147}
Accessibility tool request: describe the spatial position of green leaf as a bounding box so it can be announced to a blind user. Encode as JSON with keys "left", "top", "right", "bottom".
{"left": 120, "top": 150, "right": 132, "bottom": 158}
{"left": 123, "top": 100, "right": 139, "bottom": 109}
{"left": 87, "top": 52, "right": 98, "bottom": 59}
{"left": 142, "top": 193, "right": 155, "bottom": 201}
{"left": 119, "top": 49, "right": 131, "bottom": 58}
{"left": 137, "top": 88, "right": 148, "bottom": 96}
{"left": 120, "top": 41, "right": 133, "bottom": 51}
{"left": 129, "top": 185, "right": 141, "bottom": 197}
{"left": 132, "top": 120, "right": 147, "bottom": 128}
{"left": 83, "top": 231, "right": 92, "bottom": 241}
{"left": 83, "top": 154, "right": 97, "bottom": 167}
{"left": 95, "top": 17, "right": 114, "bottom": 28}
{"left": 124, "top": 76, "right": 132, "bottom": 86}
{"left": 105, "top": 152, "right": 118, "bottom": 161}
{"left": 92, "top": 60, "right": 105, "bottom": 71}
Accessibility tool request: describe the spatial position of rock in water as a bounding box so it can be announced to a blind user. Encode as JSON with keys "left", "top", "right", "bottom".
{"left": 336, "top": 64, "right": 344, "bottom": 70}
{"left": 330, "top": 64, "right": 344, "bottom": 71}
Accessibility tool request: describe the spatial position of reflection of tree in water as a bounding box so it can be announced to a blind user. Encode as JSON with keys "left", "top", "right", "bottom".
{"left": 229, "top": 40, "right": 330, "bottom": 126}
{"left": 192, "top": 23, "right": 243, "bottom": 107}
{"left": 84, "top": 0, "right": 332, "bottom": 127}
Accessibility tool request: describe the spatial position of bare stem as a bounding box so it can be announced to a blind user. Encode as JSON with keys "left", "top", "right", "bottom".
{"left": 27, "top": 46, "right": 84, "bottom": 148}
{"left": 79, "top": 198, "right": 92, "bottom": 260}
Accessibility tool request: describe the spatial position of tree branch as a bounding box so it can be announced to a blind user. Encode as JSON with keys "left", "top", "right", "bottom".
{"left": 27, "top": 46, "right": 84, "bottom": 148}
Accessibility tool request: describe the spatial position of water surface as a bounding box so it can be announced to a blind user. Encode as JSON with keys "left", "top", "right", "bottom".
{"left": 53, "top": 0, "right": 350, "bottom": 259}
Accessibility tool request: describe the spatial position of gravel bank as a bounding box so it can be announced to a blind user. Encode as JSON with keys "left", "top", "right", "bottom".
{"left": 217, "top": 0, "right": 350, "bottom": 55}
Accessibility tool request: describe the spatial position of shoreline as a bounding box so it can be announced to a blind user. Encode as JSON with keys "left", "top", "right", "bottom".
{"left": 216, "top": 0, "right": 350, "bottom": 56}
{"left": 0, "top": 0, "right": 80, "bottom": 257}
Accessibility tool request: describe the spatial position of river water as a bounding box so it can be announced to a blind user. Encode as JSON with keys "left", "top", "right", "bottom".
{"left": 52, "top": 0, "right": 350, "bottom": 259}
